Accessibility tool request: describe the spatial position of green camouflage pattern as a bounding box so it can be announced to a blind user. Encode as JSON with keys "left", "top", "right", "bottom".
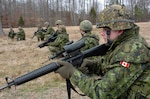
{"left": 97, "top": 4, "right": 134, "bottom": 30}
{"left": 44, "top": 25, "right": 55, "bottom": 40}
{"left": 80, "top": 20, "right": 93, "bottom": 31}
{"left": 8, "top": 28, "right": 16, "bottom": 39}
{"left": 79, "top": 32, "right": 100, "bottom": 75}
{"left": 57, "top": 25, "right": 67, "bottom": 33}
{"left": 79, "top": 20, "right": 99, "bottom": 51}
{"left": 16, "top": 28, "right": 25, "bottom": 41}
{"left": 70, "top": 24, "right": 150, "bottom": 99}
{"left": 48, "top": 30, "right": 69, "bottom": 55}
{"left": 36, "top": 27, "right": 45, "bottom": 41}
{"left": 81, "top": 32, "right": 99, "bottom": 51}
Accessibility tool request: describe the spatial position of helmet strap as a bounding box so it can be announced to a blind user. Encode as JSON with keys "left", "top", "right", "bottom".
{"left": 106, "top": 29, "right": 113, "bottom": 45}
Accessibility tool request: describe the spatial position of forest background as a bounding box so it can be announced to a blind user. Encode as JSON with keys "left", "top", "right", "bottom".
{"left": 0, "top": 0, "right": 150, "bottom": 28}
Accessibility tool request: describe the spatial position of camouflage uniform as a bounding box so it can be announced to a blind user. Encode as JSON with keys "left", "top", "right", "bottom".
{"left": 81, "top": 32, "right": 99, "bottom": 51}
{"left": 69, "top": 5, "right": 150, "bottom": 99}
{"left": 16, "top": 27, "right": 25, "bottom": 41}
{"left": 35, "top": 25, "right": 45, "bottom": 41}
{"left": 48, "top": 20, "right": 69, "bottom": 56}
{"left": 8, "top": 28, "right": 16, "bottom": 40}
{"left": 79, "top": 20, "right": 99, "bottom": 51}
{"left": 43, "top": 22, "right": 55, "bottom": 40}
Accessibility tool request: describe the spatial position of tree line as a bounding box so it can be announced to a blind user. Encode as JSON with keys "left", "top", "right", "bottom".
{"left": 1, "top": 0, "right": 150, "bottom": 28}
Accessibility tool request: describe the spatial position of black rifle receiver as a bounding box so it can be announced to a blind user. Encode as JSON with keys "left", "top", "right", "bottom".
{"left": 31, "top": 28, "right": 46, "bottom": 39}
{"left": 38, "top": 32, "right": 57, "bottom": 48}
{"left": 0, "top": 40, "right": 110, "bottom": 91}
{"left": 50, "top": 40, "right": 74, "bottom": 59}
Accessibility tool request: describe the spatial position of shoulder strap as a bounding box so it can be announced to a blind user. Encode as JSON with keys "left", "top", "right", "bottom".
{"left": 66, "top": 79, "right": 85, "bottom": 99}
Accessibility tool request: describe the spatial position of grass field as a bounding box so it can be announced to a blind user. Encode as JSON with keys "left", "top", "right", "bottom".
{"left": 0, "top": 22, "right": 150, "bottom": 99}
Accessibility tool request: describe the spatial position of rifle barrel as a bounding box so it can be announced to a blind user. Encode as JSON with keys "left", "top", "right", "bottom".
{"left": 0, "top": 85, "right": 8, "bottom": 91}
{"left": 0, "top": 42, "right": 110, "bottom": 91}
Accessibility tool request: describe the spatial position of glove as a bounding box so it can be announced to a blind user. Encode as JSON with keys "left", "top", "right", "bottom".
{"left": 78, "top": 59, "right": 97, "bottom": 74}
{"left": 55, "top": 61, "right": 76, "bottom": 79}
{"left": 78, "top": 59, "right": 93, "bottom": 74}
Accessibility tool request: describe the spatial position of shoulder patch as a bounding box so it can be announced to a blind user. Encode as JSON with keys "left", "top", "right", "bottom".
{"left": 120, "top": 61, "right": 130, "bottom": 68}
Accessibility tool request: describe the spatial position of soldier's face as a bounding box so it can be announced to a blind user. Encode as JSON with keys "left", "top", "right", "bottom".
{"left": 100, "top": 28, "right": 123, "bottom": 43}
{"left": 56, "top": 24, "right": 59, "bottom": 28}
{"left": 80, "top": 30, "right": 85, "bottom": 37}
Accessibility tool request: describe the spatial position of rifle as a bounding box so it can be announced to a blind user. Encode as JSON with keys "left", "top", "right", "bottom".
{"left": 31, "top": 29, "right": 47, "bottom": 39}
{"left": 38, "top": 32, "right": 58, "bottom": 48}
{"left": 0, "top": 40, "right": 110, "bottom": 92}
{"left": 31, "top": 31, "right": 38, "bottom": 39}
{"left": 41, "top": 28, "right": 47, "bottom": 32}
{"left": 49, "top": 40, "right": 74, "bottom": 60}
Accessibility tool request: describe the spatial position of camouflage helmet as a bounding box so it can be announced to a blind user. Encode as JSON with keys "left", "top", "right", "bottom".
{"left": 97, "top": 4, "right": 134, "bottom": 30}
{"left": 79, "top": 20, "right": 93, "bottom": 31}
{"left": 55, "top": 20, "right": 63, "bottom": 25}
{"left": 58, "top": 25, "right": 66, "bottom": 33}
{"left": 37, "top": 24, "right": 42, "bottom": 28}
{"left": 44, "top": 22, "right": 49, "bottom": 25}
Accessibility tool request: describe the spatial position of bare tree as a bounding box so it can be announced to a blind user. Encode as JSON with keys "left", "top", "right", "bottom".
{"left": 0, "top": 0, "right": 5, "bottom": 35}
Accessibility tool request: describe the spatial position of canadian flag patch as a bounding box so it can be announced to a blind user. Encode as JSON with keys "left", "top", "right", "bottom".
{"left": 120, "top": 61, "right": 130, "bottom": 68}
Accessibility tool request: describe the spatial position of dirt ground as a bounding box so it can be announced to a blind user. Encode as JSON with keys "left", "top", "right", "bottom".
{"left": 0, "top": 22, "right": 150, "bottom": 99}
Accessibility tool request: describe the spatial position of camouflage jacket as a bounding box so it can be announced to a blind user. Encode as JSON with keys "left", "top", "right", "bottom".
{"left": 80, "top": 32, "right": 99, "bottom": 51}
{"left": 8, "top": 29, "right": 16, "bottom": 39}
{"left": 36, "top": 28, "right": 44, "bottom": 38}
{"left": 48, "top": 32, "right": 69, "bottom": 54}
{"left": 44, "top": 25, "right": 55, "bottom": 40}
{"left": 70, "top": 24, "right": 150, "bottom": 99}
{"left": 17, "top": 29, "right": 25, "bottom": 37}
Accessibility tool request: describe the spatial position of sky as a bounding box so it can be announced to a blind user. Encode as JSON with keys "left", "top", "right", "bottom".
{"left": 99, "top": 0, "right": 105, "bottom": 9}
{"left": 95, "top": 0, "right": 105, "bottom": 11}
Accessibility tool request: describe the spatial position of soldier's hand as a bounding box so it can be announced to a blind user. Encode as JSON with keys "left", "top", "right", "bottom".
{"left": 55, "top": 61, "right": 76, "bottom": 79}
{"left": 78, "top": 59, "right": 94, "bottom": 73}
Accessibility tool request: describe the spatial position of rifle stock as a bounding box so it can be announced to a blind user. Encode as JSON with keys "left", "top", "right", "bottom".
{"left": 0, "top": 41, "right": 109, "bottom": 91}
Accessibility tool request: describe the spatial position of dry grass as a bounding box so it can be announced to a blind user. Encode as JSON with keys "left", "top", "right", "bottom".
{"left": 0, "top": 22, "right": 150, "bottom": 99}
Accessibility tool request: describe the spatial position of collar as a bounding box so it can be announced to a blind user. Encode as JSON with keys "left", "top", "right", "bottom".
{"left": 109, "top": 24, "right": 140, "bottom": 50}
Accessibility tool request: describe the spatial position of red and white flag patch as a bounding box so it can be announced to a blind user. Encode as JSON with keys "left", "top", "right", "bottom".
{"left": 120, "top": 61, "right": 130, "bottom": 68}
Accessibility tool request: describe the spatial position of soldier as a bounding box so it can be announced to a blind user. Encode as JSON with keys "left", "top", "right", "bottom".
{"left": 8, "top": 27, "right": 16, "bottom": 40}
{"left": 43, "top": 21, "right": 55, "bottom": 40}
{"left": 77, "top": 20, "right": 100, "bottom": 75}
{"left": 55, "top": 4, "right": 150, "bottom": 99}
{"left": 32, "top": 24, "right": 45, "bottom": 41}
{"left": 47, "top": 20, "right": 69, "bottom": 57}
{"left": 55, "top": 20, "right": 67, "bottom": 33}
{"left": 79, "top": 20, "right": 99, "bottom": 51}
{"left": 16, "top": 26, "right": 26, "bottom": 41}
